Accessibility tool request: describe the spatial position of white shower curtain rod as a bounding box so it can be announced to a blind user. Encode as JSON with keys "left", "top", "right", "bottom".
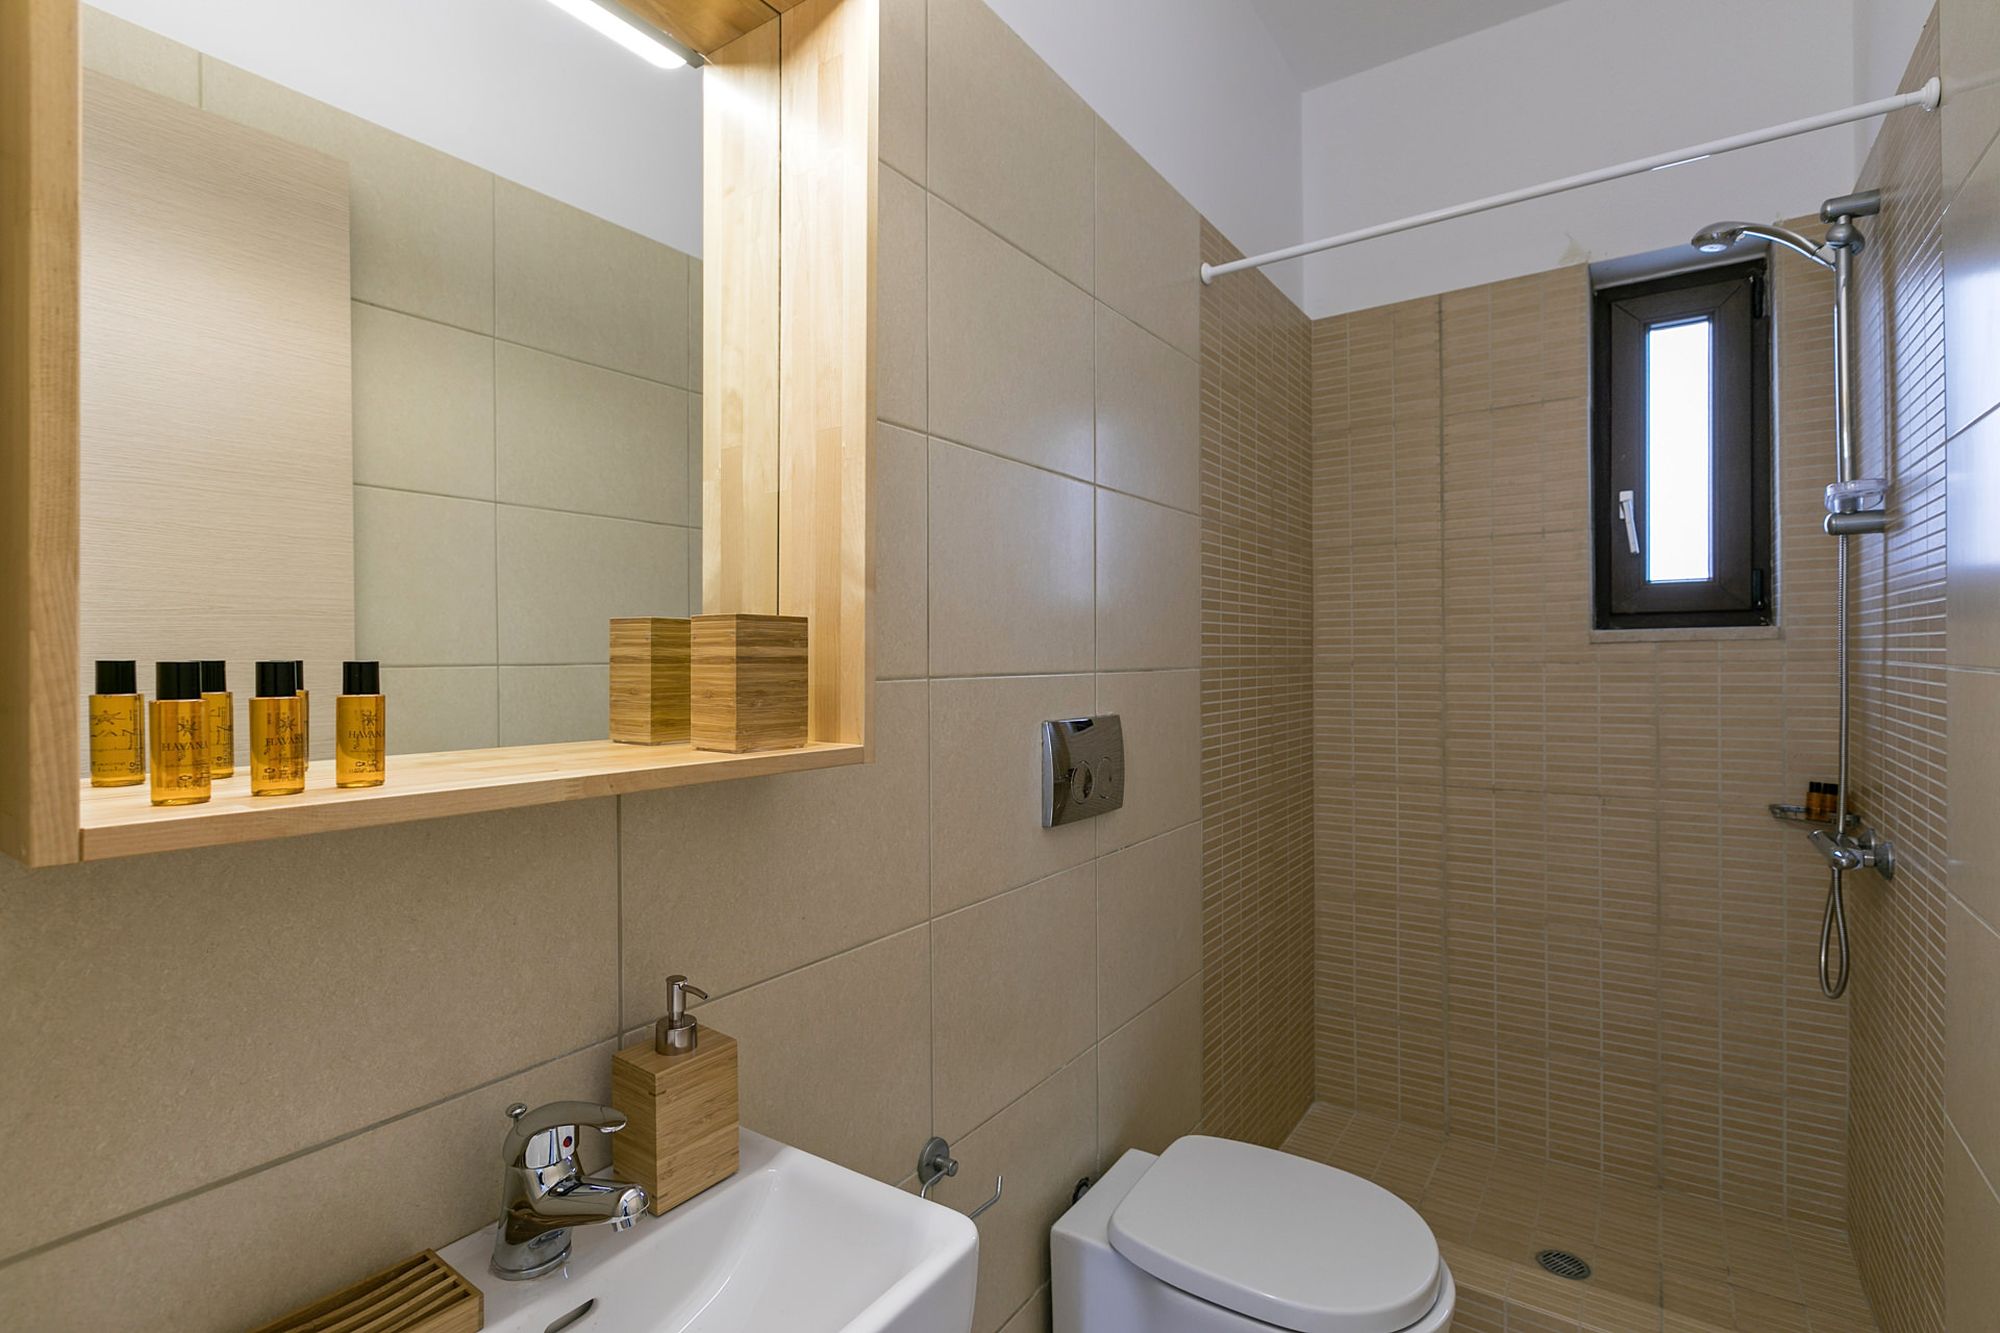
{"left": 1200, "top": 76, "right": 1943, "bottom": 284}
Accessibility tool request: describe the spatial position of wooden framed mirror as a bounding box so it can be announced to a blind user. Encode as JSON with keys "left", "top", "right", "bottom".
{"left": 0, "top": 0, "right": 875, "bottom": 866}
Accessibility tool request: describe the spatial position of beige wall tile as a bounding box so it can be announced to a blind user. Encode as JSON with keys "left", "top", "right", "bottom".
{"left": 879, "top": 168, "right": 928, "bottom": 432}
{"left": 1098, "top": 822, "right": 1202, "bottom": 1035}
{"left": 82, "top": 6, "right": 198, "bottom": 105}
{"left": 0, "top": 1041, "right": 618, "bottom": 1331}
{"left": 1946, "top": 1125, "right": 2000, "bottom": 1332}
{"left": 354, "top": 487, "right": 497, "bottom": 667}
{"left": 494, "top": 179, "right": 688, "bottom": 385}
{"left": 932, "top": 864, "right": 1096, "bottom": 1140}
{"left": 880, "top": 0, "right": 926, "bottom": 185}
{"left": 929, "top": 1053, "right": 1096, "bottom": 1333}
{"left": 201, "top": 58, "right": 495, "bottom": 332}
{"left": 0, "top": 802, "right": 618, "bottom": 1261}
{"left": 1945, "top": 137, "right": 2000, "bottom": 438}
{"left": 928, "top": 198, "right": 1094, "bottom": 479}
{"left": 1948, "top": 669, "right": 2000, "bottom": 922}
{"left": 1096, "top": 490, "right": 1200, "bottom": 672}
{"left": 929, "top": 674, "right": 1096, "bottom": 914}
{"left": 496, "top": 505, "right": 688, "bottom": 664}
{"left": 928, "top": 441, "right": 1094, "bottom": 677}
{"left": 1098, "top": 976, "right": 1203, "bottom": 1164}
{"left": 1093, "top": 669, "right": 1201, "bottom": 854}
{"left": 926, "top": 0, "right": 1093, "bottom": 288}
{"left": 352, "top": 304, "right": 495, "bottom": 500}
{"left": 496, "top": 342, "right": 690, "bottom": 525}
{"left": 619, "top": 681, "right": 928, "bottom": 1005}
{"left": 997, "top": 1287, "right": 1051, "bottom": 1333}
{"left": 877, "top": 423, "right": 929, "bottom": 680}
{"left": 1094, "top": 123, "right": 1200, "bottom": 361}
{"left": 696, "top": 927, "right": 931, "bottom": 1185}
{"left": 1947, "top": 898, "right": 2000, "bottom": 1180}
{"left": 380, "top": 665, "right": 497, "bottom": 754}
{"left": 1950, "top": 410, "right": 2000, "bottom": 671}
{"left": 1943, "top": 0, "right": 2000, "bottom": 201}
{"left": 496, "top": 664, "right": 607, "bottom": 745}
{"left": 1095, "top": 304, "right": 1199, "bottom": 514}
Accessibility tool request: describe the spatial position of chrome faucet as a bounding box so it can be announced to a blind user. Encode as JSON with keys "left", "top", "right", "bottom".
{"left": 491, "top": 1100, "right": 649, "bottom": 1280}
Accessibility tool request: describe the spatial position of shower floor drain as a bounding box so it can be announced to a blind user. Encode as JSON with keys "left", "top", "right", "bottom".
{"left": 1534, "top": 1249, "right": 1592, "bottom": 1281}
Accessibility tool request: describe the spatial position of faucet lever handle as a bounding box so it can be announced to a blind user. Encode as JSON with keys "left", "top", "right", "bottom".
{"left": 500, "top": 1100, "right": 628, "bottom": 1166}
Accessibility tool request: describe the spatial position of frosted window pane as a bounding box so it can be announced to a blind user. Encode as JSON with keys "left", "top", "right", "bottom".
{"left": 1645, "top": 318, "right": 1713, "bottom": 583}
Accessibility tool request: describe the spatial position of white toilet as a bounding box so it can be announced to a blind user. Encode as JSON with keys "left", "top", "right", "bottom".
{"left": 1052, "top": 1135, "right": 1455, "bottom": 1333}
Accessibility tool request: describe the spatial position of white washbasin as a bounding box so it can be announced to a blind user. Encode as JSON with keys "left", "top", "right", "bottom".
{"left": 439, "top": 1128, "right": 977, "bottom": 1333}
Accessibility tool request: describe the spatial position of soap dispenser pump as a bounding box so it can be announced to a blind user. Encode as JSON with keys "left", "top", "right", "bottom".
{"left": 656, "top": 974, "right": 709, "bottom": 1053}
{"left": 612, "top": 972, "right": 739, "bottom": 1215}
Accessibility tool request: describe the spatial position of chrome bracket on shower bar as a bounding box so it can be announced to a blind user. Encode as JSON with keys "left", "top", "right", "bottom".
{"left": 1809, "top": 827, "right": 1896, "bottom": 880}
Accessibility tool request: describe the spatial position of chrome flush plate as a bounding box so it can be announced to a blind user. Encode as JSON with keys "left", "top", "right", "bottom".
{"left": 1042, "top": 716, "right": 1124, "bottom": 827}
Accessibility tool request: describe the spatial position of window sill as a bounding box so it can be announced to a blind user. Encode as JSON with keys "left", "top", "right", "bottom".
{"left": 1588, "top": 625, "right": 1781, "bottom": 644}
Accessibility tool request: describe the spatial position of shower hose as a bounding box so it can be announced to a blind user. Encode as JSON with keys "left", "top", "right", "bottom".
{"left": 1820, "top": 532, "right": 1851, "bottom": 999}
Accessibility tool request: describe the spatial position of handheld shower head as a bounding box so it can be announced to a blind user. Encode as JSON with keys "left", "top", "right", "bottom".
{"left": 1692, "top": 222, "right": 1747, "bottom": 254}
{"left": 1689, "top": 220, "right": 1835, "bottom": 268}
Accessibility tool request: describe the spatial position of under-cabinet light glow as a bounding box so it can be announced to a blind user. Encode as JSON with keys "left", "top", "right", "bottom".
{"left": 542, "top": 0, "right": 688, "bottom": 69}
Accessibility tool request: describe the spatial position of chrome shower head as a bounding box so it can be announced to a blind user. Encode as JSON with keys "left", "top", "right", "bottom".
{"left": 1689, "top": 220, "right": 1835, "bottom": 269}
{"left": 1691, "top": 222, "right": 1747, "bottom": 254}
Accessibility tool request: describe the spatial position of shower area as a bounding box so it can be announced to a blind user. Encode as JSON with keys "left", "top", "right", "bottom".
{"left": 1198, "top": 16, "right": 1966, "bottom": 1333}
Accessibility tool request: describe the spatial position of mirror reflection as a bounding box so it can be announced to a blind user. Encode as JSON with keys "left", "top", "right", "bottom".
{"left": 77, "top": 0, "right": 706, "bottom": 764}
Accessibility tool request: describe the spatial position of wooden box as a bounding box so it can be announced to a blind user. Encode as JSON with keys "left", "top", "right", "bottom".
{"left": 690, "top": 613, "right": 807, "bottom": 753}
{"left": 249, "top": 1249, "right": 481, "bottom": 1333}
{"left": 610, "top": 617, "right": 692, "bottom": 745}
{"left": 610, "top": 1028, "right": 740, "bottom": 1216}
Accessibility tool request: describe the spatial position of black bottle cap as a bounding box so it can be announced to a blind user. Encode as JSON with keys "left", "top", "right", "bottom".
{"left": 155, "top": 660, "right": 202, "bottom": 701}
{"left": 200, "top": 660, "right": 228, "bottom": 692}
{"left": 342, "top": 660, "right": 381, "bottom": 695}
{"left": 294, "top": 660, "right": 305, "bottom": 691}
{"left": 255, "top": 660, "right": 298, "bottom": 698}
{"left": 95, "top": 659, "right": 137, "bottom": 694}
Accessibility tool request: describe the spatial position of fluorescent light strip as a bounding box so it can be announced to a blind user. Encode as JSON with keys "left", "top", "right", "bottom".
{"left": 542, "top": 0, "right": 688, "bottom": 69}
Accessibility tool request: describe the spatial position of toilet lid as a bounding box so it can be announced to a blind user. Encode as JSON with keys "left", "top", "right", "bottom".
{"left": 1107, "top": 1136, "right": 1442, "bottom": 1333}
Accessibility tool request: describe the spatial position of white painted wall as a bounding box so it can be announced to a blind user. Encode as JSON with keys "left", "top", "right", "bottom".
{"left": 87, "top": 0, "right": 704, "bottom": 257}
{"left": 984, "top": 0, "right": 1308, "bottom": 305}
{"left": 1297, "top": 0, "right": 1869, "bottom": 318}
{"left": 1852, "top": 0, "right": 1935, "bottom": 167}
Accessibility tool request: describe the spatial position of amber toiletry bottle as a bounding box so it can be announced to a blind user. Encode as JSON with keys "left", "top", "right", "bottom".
{"left": 88, "top": 659, "right": 146, "bottom": 788}
{"left": 148, "top": 661, "right": 210, "bottom": 807}
{"left": 335, "top": 660, "right": 386, "bottom": 789}
{"left": 294, "top": 659, "right": 311, "bottom": 770}
{"left": 250, "top": 660, "right": 306, "bottom": 797}
{"left": 200, "top": 659, "right": 235, "bottom": 779}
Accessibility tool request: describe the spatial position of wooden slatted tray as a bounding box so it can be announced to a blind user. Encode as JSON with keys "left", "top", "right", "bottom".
{"left": 248, "top": 1250, "right": 482, "bottom": 1333}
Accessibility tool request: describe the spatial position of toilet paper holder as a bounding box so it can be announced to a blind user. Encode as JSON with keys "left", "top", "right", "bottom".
{"left": 917, "top": 1135, "right": 1003, "bottom": 1220}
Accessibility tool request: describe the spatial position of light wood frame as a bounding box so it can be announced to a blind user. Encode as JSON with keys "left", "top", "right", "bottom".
{"left": 0, "top": 0, "right": 876, "bottom": 866}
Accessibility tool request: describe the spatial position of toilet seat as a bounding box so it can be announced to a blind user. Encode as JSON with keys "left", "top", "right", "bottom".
{"left": 1105, "top": 1136, "right": 1443, "bottom": 1333}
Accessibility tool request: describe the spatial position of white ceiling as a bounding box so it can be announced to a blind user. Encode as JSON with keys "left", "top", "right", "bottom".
{"left": 1245, "top": 0, "right": 1572, "bottom": 89}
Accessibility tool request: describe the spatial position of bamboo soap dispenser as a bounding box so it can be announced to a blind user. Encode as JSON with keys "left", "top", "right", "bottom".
{"left": 610, "top": 975, "right": 739, "bottom": 1216}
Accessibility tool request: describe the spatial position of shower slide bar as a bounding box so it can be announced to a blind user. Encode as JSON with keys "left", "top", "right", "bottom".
{"left": 1199, "top": 77, "right": 1942, "bottom": 284}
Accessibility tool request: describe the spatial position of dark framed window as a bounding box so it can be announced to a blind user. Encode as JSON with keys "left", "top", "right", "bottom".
{"left": 1592, "top": 259, "right": 1772, "bottom": 629}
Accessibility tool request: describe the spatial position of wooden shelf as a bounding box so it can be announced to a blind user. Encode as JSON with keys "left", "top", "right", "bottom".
{"left": 77, "top": 738, "right": 864, "bottom": 861}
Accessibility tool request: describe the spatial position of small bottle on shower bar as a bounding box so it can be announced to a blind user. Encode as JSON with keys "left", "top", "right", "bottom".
{"left": 200, "top": 659, "right": 235, "bottom": 779}
{"left": 294, "top": 659, "right": 311, "bottom": 771}
{"left": 1823, "top": 782, "right": 1841, "bottom": 823}
{"left": 148, "top": 661, "right": 210, "bottom": 807}
{"left": 88, "top": 659, "right": 146, "bottom": 788}
{"left": 250, "top": 660, "right": 306, "bottom": 797}
{"left": 335, "top": 660, "right": 386, "bottom": 789}
{"left": 1807, "top": 781, "right": 1827, "bottom": 821}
